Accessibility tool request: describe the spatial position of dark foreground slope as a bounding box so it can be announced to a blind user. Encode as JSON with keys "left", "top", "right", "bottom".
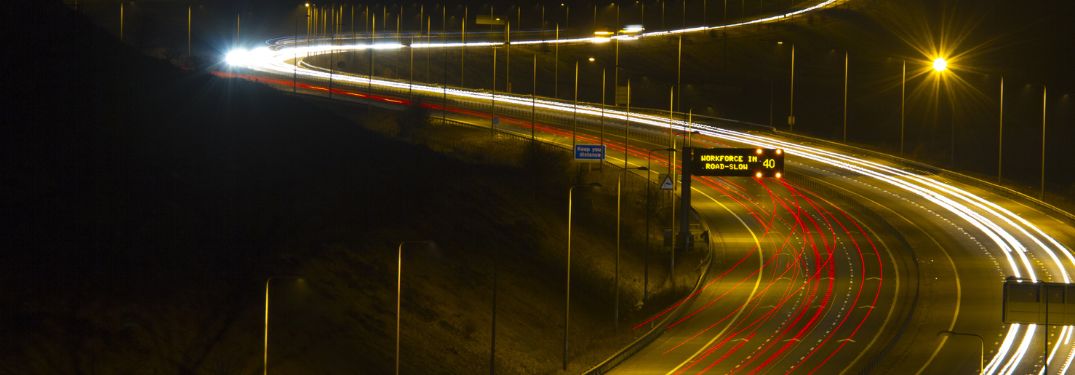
{"left": 2, "top": 2, "right": 696, "bottom": 374}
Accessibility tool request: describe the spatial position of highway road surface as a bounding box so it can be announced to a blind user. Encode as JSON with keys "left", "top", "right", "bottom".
{"left": 221, "top": 12, "right": 1075, "bottom": 374}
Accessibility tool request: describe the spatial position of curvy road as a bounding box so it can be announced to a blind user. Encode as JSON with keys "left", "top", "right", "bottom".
{"left": 223, "top": 3, "right": 1075, "bottom": 373}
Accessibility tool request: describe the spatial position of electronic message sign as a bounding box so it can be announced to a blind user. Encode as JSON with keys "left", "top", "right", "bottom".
{"left": 690, "top": 148, "right": 784, "bottom": 178}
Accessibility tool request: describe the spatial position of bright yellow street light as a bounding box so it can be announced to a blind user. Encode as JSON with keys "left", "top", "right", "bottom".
{"left": 932, "top": 57, "right": 948, "bottom": 72}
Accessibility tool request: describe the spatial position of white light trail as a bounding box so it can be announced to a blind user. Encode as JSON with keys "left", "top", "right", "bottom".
{"left": 228, "top": 1, "right": 1075, "bottom": 369}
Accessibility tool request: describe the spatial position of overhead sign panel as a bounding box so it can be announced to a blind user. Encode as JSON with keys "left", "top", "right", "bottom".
{"left": 1003, "top": 279, "right": 1075, "bottom": 326}
{"left": 690, "top": 148, "right": 784, "bottom": 177}
{"left": 574, "top": 144, "right": 606, "bottom": 161}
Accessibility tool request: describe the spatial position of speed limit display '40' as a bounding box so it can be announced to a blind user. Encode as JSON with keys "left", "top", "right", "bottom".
{"left": 690, "top": 148, "right": 785, "bottom": 178}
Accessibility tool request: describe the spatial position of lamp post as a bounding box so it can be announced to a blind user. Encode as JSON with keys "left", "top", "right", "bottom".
{"left": 1041, "top": 84, "right": 1047, "bottom": 200}
{"left": 930, "top": 57, "right": 953, "bottom": 165}
{"left": 645, "top": 147, "right": 676, "bottom": 302}
{"left": 585, "top": 57, "right": 607, "bottom": 147}
{"left": 788, "top": 43, "right": 796, "bottom": 131}
{"left": 842, "top": 50, "right": 849, "bottom": 143}
{"left": 616, "top": 166, "right": 648, "bottom": 322}
{"left": 899, "top": 59, "right": 906, "bottom": 155}
{"left": 573, "top": 60, "right": 579, "bottom": 148}
{"left": 531, "top": 53, "right": 537, "bottom": 143}
{"left": 187, "top": 5, "right": 192, "bottom": 57}
{"left": 462, "top": 5, "right": 467, "bottom": 86}
{"left": 624, "top": 80, "right": 632, "bottom": 175}
{"left": 676, "top": 35, "right": 682, "bottom": 112}
{"left": 264, "top": 276, "right": 304, "bottom": 375}
{"left": 396, "top": 240, "right": 436, "bottom": 375}
{"left": 565, "top": 183, "right": 601, "bottom": 370}
{"left": 937, "top": 330, "right": 984, "bottom": 374}
{"left": 492, "top": 47, "right": 498, "bottom": 133}
{"left": 998, "top": 77, "right": 1004, "bottom": 182}
{"left": 562, "top": 3, "right": 570, "bottom": 29}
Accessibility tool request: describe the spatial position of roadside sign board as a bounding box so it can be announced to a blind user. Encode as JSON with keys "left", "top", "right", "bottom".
{"left": 659, "top": 174, "right": 674, "bottom": 190}
{"left": 615, "top": 85, "right": 629, "bottom": 106}
{"left": 1003, "top": 279, "right": 1075, "bottom": 325}
{"left": 476, "top": 15, "right": 506, "bottom": 25}
{"left": 691, "top": 147, "right": 785, "bottom": 177}
{"left": 574, "top": 144, "right": 606, "bottom": 161}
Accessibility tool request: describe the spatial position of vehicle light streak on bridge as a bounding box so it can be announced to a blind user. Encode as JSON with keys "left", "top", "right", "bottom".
{"left": 250, "top": 0, "right": 843, "bottom": 55}
{"left": 230, "top": 17, "right": 1075, "bottom": 371}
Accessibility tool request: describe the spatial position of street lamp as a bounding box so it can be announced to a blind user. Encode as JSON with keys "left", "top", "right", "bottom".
{"left": 928, "top": 56, "right": 957, "bottom": 165}
{"left": 932, "top": 57, "right": 948, "bottom": 72}
{"left": 565, "top": 182, "right": 601, "bottom": 370}
{"left": 938, "top": 330, "right": 984, "bottom": 374}
{"left": 396, "top": 240, "right": 436, "bottom": 375}
{"left": 263, "top": 276, "right": 305, "bottom": 375}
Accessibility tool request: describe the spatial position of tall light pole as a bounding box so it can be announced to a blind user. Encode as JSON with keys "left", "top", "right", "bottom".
{"left": 369, "top": 14, "right": 375, "bottom": 99}
{"left": 565, "top": 183, "right": 600, "bottom": 370}
{"left": 842, "top": 51, "right": 849, "bottom": 143}
{"left": 492, "top": 47, "right": 498, "bottom": 133}
{"left": 998, "top": 77, "right": 1004, "bottom": 182}
{"left": 930, "top": 57, "right": 951, "bottom": 164}
{"left": 408, "top": 38, "right": 414, "bottom": 98}
{"left": 614, "top": 37, "right": 620, "bottom": 106}
{"left": 676, "top": 35, "right": 683, "bottom": 112}
{"left": 624, "top": 80, "right": 632, "bottom": 174}
{"left": 1041, "top": 84, "right": 1047, "bottom": 200}
{"left": 563, "top": 3, "right": 570, "bottom": 29}
{"left": 573, "top": 60, "right": 579, "bottom": 148}
{"left": 615, "top": 173, "right": 621, "bottom": 327}
{"left": 507, "top": 21, "right": 512, "bottom": 93}
{"left": 119, "top": 1, "right": 124, "bottom": 42}
{"left": 644, "top": 146, "right": 673, "bottom": 302}
{"left": 615, "top": 166, "right": 646, "bottom": 325}
{"left": 462, "top": 6, "right": 467, "bottom": 86}
{"left": 532, "top": 53, "right": 538, "bottom": 143}
{"left": 900, "top": 59, "right": 906, "bottom": 155}
{"left": 187, "top": 5, "right": 192, "bottom": 56}
{"left": 442, "top": 5, "right": 448, "bottom": 126}
{"left": 555, "top": 24, "right": 560, "bottom": 98}
{"left": 668, "top": 86, "right": 677, "bottom": 262}
{"left": 264, "top": 276, "right": 303, "bottom": 375}
{"left": 938, "top": 330, "right": 984, "bottom": 374}
{"left": 396, "top": 241, "right": 435, "bottom": 375}
{"left": 788, "top": 43, "right": 796, "bottom": 131}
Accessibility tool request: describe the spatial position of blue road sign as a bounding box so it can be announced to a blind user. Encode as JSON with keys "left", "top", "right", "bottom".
{"left": 574, "top": 144, "right": 606, "bottom": 161}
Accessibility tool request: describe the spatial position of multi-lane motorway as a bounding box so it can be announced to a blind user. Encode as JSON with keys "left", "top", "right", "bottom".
{"left": 222, "top": 7, "right": 1075, "bottom": 373}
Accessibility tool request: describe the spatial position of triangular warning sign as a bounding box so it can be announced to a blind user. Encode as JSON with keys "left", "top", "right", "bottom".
{"left": 660, "top": 175, "right": 674, "bottom": 191}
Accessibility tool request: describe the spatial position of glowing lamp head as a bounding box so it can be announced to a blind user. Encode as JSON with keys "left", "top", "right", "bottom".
{"left": 932, "top": 57, "right": 948, "bottom": 72}
{"left": 775, "top": 172, "right": 783, "bottom": 179}
{"left": 305, "top": 2, "right": 310, "bottom": 7}
{"left": 225, "top": 48, "right": 248, "bottom": 67}
{"left": 755, "top": 172, "right": 763, "bottom": 178}
{"left": 588, "top": 57, "right": 596, "bottom": 62}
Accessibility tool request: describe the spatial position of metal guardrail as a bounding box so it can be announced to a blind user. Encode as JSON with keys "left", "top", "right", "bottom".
{"left": 583, "top": 208, "right": 715, "bottom": 375}
{"left": 772, "top": 129, "right": 1075, "bottom": 224}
